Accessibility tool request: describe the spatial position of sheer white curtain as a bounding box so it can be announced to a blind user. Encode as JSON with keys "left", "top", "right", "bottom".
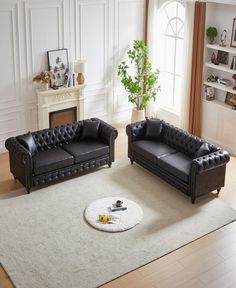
{"left": 147, "top": 0, "right": 195, "bottom": 126}
{"left": 146, "top": 0, "right": 160, "bottom": 118}
{"left": 179, "top": 0, "right": 195, "bottom": 130}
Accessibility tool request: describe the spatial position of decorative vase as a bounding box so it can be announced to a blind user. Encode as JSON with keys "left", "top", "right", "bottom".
{"left": 209, "top": 37, "right": 215, "bottom": 44}
{"left": 77, "top": 73, "right": 85, "bottom": 85}
{"left": 42, "top": 83, "right": 49, "bottom": 91}
{"left": 131, "top": 108, "right": 145, "bottom": 123}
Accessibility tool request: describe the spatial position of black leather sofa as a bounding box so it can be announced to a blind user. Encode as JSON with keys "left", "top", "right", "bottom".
{"left": 5, "top": 118, "right": 118, "bottom": 193}
{"left": 126, "top": 119, "right": 230, "bottom": 203}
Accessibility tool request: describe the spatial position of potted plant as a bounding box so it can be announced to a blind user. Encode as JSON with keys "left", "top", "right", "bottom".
{"left": 32, "top": 71, "right": 51, "bottom": 91}
{"left": 118, "top": 40, "right": 160, "bottom": 122}
{"left": 206, "top": 27, "right": 218, "bottom": 44}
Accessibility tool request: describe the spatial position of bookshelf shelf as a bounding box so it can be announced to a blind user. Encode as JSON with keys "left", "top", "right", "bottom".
{"left": 203, "top": 81, "right": 236, "bottom": 95}
{"left": 206, "top": 44, "right": 236, "bottom": 54}
{"left": 205, "top": 62, "right": 236, "bottom": 74}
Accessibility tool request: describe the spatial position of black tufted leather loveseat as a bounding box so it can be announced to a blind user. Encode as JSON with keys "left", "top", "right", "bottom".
{"left": 126, "top": 119, "right": 230, "bottom": 203}
{"left": 5, "top": 118, "right": 118, "bottom": 193}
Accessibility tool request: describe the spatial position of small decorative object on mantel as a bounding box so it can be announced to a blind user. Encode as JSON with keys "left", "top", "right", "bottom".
{"left": 206, "top": 27, "right": 218, "bottom": 44}
{"left": 47, "top": 48, "right": 69, "bottom": 88}
{"left": 232, "top": 74, "right": 236, "bottom": 90}
{"left": 52, "top": 81, "right": 59, "bottom": 90}
{"left": 230, "top": 18, "right": 236, "bottom": 48}
{"left": 32, "top": 71, "right": 51, "bottom": 91}
{"left": 219, "top": 30, "right": 227, "bottom": 47}
{"left": 74, "top": 60, "right": 87, "bottom": 85}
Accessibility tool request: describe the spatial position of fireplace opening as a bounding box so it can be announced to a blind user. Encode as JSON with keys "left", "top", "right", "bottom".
{"left": 49, "top": 107, "right": 77, "bottom": 128}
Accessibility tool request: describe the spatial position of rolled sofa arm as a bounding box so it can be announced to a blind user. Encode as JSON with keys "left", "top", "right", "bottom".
{"left": 5, "top": 137, "right": 33, "bottom": 166}
{"left": 91, "top": 118, "right": 118, "bottom": 164}
{"left": 192, "top": 149, "right": 230, "bottom": 173}
{"left": 126, "top": 120, "right": 146, "bottom": 142}
{"left": 5, "top": 137, "right": 33, "bottom": 191}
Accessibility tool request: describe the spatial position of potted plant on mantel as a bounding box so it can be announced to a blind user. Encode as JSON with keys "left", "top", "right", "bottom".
{"left": 32, "top": 71, "right": 51, "bottom": 91}
{"left": 118, "top": 40, "right": 160, "bottom": 122}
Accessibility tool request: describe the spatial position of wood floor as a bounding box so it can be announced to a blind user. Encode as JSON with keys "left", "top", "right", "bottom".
{"left": 1, "top": 124, "right": 236, "bottom": 288}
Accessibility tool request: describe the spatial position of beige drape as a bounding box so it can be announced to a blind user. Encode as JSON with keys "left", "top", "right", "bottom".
{"left": 145, "top": 0, "right": 160, "bottom": 119}
{"left": 188, "top": 1, "right": 206, "bottom": 136}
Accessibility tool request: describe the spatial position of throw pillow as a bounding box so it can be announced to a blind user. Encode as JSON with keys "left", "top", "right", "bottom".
{"left": 17, "top": 132, "right": 38, "bottom": 156}
{"left": 82, "top": 120, "right": 100, "bottom": 139}
{"left": 145, "top": 119, "right": 163, "bottom": 140}
{"left": 196, "top": 143, "right": 210, "bottom": 158}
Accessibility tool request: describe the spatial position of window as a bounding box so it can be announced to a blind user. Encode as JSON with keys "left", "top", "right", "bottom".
{"left": 158, "top": 1, "right": 185, "bottom": 114}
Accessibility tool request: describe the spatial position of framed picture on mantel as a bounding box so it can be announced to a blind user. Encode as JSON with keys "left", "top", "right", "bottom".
{"left": 47, "top": 48, "right": 69, "bottom": 87}
{"left": 230, "top": 18, "right": 236, "bottom": 48}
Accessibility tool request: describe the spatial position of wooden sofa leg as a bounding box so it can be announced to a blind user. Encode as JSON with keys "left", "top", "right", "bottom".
{"left": 130, "top": 159, "right": 134, "bottom": 165}
{"left": 217, "top": 188, "right": 221, "bottom": 195}
{"left": 191, "top": 198, "right": 195, "bottom": 204}
{"left": 27, "top": 188, "right": 31, "bottom": 194}
{"left": 108, "top": 163, "right": 112, "bottom": 168}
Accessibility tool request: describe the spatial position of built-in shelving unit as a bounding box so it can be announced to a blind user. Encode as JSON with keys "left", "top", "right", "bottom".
{"left": 204, "top": 44, "right": 236, "bottom": 99}
{"left": 202, "top": 2, "right": 236, "bottom": 156}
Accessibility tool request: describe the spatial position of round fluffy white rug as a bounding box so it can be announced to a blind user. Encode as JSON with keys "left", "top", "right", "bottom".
{"left": 84, "top": 197, "right": 143, "bottom": 232}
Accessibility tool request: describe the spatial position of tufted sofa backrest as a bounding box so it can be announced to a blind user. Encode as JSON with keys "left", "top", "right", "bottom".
{"left": 32, "top": 121, "right": 83, "bottom": 152}
{"left": 162, "top": 122, "right": 218, "bottom": 158}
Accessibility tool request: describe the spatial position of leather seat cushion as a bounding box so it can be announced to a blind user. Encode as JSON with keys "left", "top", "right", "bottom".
{"left": 157, "top": 152, "right": 192, "bottom": 183}
{"left": 132, "top": 140, "right": 176, "bottom": 162}
{"left": 63, "top": 139, "right": 109, "bottom": 164}
{"left": 33, "top": 147, "right": 74, "bottom": 175}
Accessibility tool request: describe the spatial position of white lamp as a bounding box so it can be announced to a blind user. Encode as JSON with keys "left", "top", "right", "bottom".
{"left": 74, "top": 60, "right": 87, "bottom": 85}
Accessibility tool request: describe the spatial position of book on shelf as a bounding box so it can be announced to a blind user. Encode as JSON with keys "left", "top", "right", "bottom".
{"left": 110, "top": 206, "right": 127, "bottom": 212}
{"left": 109, "top": 214, "right": 120, "bottom": 224}
{"left": 230, "top": 56, "right": 236, "bottom": 71}
{"left": 108, "top": 203, "right": 128, "bottom": 212}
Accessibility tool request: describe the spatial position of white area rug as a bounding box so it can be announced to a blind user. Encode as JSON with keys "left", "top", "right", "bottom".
{"left": 0, "top": 158, "right": 236, "bottom": 288}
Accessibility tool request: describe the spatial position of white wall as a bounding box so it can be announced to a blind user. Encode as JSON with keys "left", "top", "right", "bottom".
{"left": 0, "top": 0, "right": 145, "bottom": 150}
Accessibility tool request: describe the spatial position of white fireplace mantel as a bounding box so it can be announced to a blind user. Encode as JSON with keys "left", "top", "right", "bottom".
{"left": 36, "top": 85, "right": 86, "bottom": 130}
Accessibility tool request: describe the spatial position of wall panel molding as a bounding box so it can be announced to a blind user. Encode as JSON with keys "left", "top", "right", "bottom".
{"left": 75, "top": 0, "right": 109, "bottom": 90}
{"left": 0, "top": 1, "right": 21, "bottom": 106}
{"left": 25, "top": 0, "right": 66, "bottom": 78}
{"left": 113, "top": 0, "right": 145, "bottom": 113}
{"left": 0, "top": 0, "right": 145, "bottom": 150}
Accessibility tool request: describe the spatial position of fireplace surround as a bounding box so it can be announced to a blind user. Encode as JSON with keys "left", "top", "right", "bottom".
{"left": 36, "top": 85, "right": 85, "bottom": 130}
